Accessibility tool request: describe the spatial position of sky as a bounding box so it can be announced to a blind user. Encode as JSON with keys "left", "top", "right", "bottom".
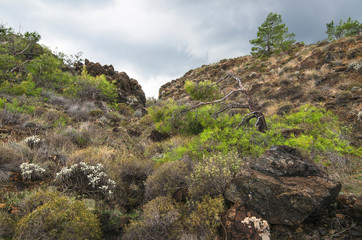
{"left": 1, "top": 0, "right": 361, "bottom": 98}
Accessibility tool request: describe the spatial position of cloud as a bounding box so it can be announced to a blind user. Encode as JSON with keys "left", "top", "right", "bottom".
{"left": 0, "top": 0, "right": 361, "bottom": 97}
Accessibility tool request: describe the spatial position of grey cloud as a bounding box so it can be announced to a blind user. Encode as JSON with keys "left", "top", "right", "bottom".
{"left": 0, "top": 0, "right": 361, "bottom": 97}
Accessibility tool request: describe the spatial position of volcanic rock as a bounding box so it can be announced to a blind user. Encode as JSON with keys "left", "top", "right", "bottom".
{"left": 225, "top": 145, "right": 341, "bottom": 226}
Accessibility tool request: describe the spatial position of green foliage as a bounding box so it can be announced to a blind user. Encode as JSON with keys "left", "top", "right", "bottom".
{"left": 0, "top": 77, "right": 42, "bottom": 96}
{"left": 188, "top": 151, "right": 242, "bottom": 200}
{"left": 149, "top": 99, "right": 217, "bottom": 135}
{"left": 4, "top": 98, "right": 35, "bottom": 114}
{"left": 326, "top": 17, "right": 362, "bottom": 41}
{"left": 185, "top": 195, "right": 225, "bottom": 238}
{"left": 154, "top": 103, "right": 360, "bottom": 163}
{"left": 64, "top": 67, "right": 118, "bottom": 103}
{"left": 14, "top": 194, "right": 102, "bottom": 240}
{"left": 250, "top": 12, "right": 296, "bottom": 57}
{"left": 184, "top": 80, "right": 221, "bottom": 101}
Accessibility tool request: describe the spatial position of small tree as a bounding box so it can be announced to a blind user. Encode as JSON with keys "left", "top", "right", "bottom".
{"left": 250, "top": 12, "right": 296, "bottom": 57}
{"left": 326, "top": 17, "right": 362, "bottom": 41}
{"left": 186, "top": 73, "right": 267, "bottom": 132}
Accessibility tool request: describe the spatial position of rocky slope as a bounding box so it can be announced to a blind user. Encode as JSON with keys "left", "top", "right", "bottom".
{"left": 76, "top": 59, "right": 146, "bottom": 111}
{"left": 159, "top": 35, "right": 362, "bottom": 146}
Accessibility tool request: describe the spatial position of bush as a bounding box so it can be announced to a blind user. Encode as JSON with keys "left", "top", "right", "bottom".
{"left": 54, "top": 162, "right": 115, "bottom": 200}
{"left": 188, "top": 151, "right": 242, "bottom": 200}
{"left": 145, "top": 160, "right": 189, "bottom": 200}
{"left": 0, "top": 211, "right": 17, "bottom": 239}
{"left": 0, "top": 146, "right": 22, "bottom": 183}
{"left": 19, "top": 188, "right": 62, "bottom": 214}
{"left": 20, "top": 162, "right": 46, "bottom": 181}
{"left": 42, "top": 109, "right": 69, "bottom": 127}
{"left": 113, "top": 158, "right": 153, "bottom": 210}
{"left": 63, "top": 128, "right": 90, "bottom": 148}
{"left": 149, "top": 99, "right": 217, "bottom": 135}
{"left": 64, "top": 67, "right": 117, "bottom": 103}
{"left": 14, "top": 194, "right": 102, "bottom": 240}
{"left": 184, "top": 80, "right": 221, "bottom": 101}
{"left": 123, "top": 196, "right": 181, "bottom": 240}
{"left": 185, "top": 195, "right": 225, "bottom": 238}
{"left": 24, "top": 135, "right": 41, "bottom": 149}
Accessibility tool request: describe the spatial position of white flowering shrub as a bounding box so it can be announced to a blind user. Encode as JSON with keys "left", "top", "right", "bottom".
{"left": 20, "top": 163, "right": 46, "bottom": 181}
{"left": 54, "top": 162, "right": 115, "bottom": 199}
{"left": 24, "top": 135, "right": 41, "bottom": 149}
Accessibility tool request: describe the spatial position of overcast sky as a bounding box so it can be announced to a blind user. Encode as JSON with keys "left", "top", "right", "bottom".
{"left": 1, "top": 0, "right": 361, "bottom": 97}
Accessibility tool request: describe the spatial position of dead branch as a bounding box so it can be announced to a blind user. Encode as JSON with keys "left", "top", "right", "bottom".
{"left": 188, "top": 72, "right": 267, "bottom": 132}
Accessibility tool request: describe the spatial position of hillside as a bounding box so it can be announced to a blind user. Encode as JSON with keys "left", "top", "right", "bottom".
{"left": 0, "top": 26, "right": 361, "bottom": 240}
{"left": 159, "top": 35, "right": 362, "bottom": 146}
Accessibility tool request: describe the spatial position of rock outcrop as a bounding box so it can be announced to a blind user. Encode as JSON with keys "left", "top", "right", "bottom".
{"left": 76, "top": 59, "right": 146, "bottom": 110}
{"left": 224, "top": 145, "right": 341, "bottom": 226}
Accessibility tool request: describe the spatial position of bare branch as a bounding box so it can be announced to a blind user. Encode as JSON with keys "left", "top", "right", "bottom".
{"left": 10, "top": 59, "right": 30, "bottom": 73}
{"left": 14, "top": 42, "right": 31, "bottom": 56}
{"left": 187, "top": 72, "right": 267, "bottom": 132}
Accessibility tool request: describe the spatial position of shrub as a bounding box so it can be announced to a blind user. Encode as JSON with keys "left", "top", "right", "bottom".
{"left": 113, "top": 158, "right": 153, "bottom": 210}
{"left": 149, "top": 99, "right": 217, "bottom": 135}
{"left": 54, "top": 162, "right": 115, "bottom": 200}
{"left": 68, "top": 146, "right": 116, "bottom": 168}
{"left": 0, "top": 146, "right": 22, "bottom": 183}
{"left": 19, "top": 188, "right": 62, "bottom": 214}
{"left": 184, "top": 80, "right": 221, "bottom": 101}
{"left": 20, "top": 163, "right": 46, "bottom": 181}
{"left": 145, "top": 160, "right": 189, "bottom": 200}
{"left": 14, "top": 195, "right": 102, "bottom": 240}
{"left": 64, "top": 67, "right": 117, "bottom": 103}
{"left": 42, "top": 109, "right": 69, "bottom": 127}
{"left": 188, "top": 151, "right": 242, "bottom": 200}
{"left": 0, "top": 211, "right": 17, "bottom": 239}
{"left": 123, "top": 196, "right": 181, "bottom": 240}
{"left": 63, "top": 128, "right": 90, "bottom": 148}
{"left": 185, "top": 195, "right": 225, "bottom": 238}
{"left": 24, "top": 135, "right": 41, "bottom": 149}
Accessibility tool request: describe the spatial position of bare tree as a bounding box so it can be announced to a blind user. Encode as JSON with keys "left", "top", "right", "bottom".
{"left": 187, "top": 73, "right": 267, "bottom": 132}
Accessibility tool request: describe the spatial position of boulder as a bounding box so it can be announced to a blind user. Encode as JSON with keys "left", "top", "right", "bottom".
{"left": 251, "top": 145, "right": 322, "bottom": 177}
{"left": 224, "top": 145, "right": 341, "bottom": 226}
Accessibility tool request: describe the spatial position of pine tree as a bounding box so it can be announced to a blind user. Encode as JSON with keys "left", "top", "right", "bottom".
{"left": 250, "top": 12, "right": 296, "bottom": 57}
{"left": 326, "top": 18, "right": 362, "bottom": 41}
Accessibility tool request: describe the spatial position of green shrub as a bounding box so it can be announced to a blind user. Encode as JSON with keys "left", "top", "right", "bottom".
{"left": 145, "top": 160, "right": 189, "bottom": 200}
{"left": 14, "top": 195, "right": 102, "bottom": 240}
{"left": 185, "top": 195, "right": 225, "bottom": 238}
{"left": 157, "top": 104, "right": 360, "bottom": 163}
{"left": 64, "top": 67, "right": 118, "bottom": 103}
{"left": 4, "top": 98, "right": 35, "bottom": 114}
{"left": 0, "top": 77, "right": 42, "bottom": 96}
{"left": 188, "top": 151, "right": 242, "bottom": 200}
{"left": 184, "top": 80, "right": 221, "bottom": 101}
{"left": 149, "top": 99, "right": 217, "bottom": 135}
{"left": 123, "top": 196, "right": 181, "bottom": 240}
{"left": 20, "top": 188, "right": 62, "bottom": 214}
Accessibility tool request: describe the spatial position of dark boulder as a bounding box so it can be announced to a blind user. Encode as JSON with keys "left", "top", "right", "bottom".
{"left": 225, "top": 145, "right": 341, "bottom": 226}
